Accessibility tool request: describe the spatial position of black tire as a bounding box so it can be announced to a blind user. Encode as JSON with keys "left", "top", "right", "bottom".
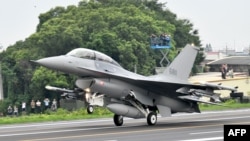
{"left": 147, "top": 112, "right": 157, "bottom": 126}
{"left": 114, "top": 114, "right": 123, "bottom": 126}
{"left": 87, "top": 105, "right": 94, "bottom": 114}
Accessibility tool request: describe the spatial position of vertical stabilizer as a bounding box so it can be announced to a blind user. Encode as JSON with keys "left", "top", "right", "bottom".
{"left": 163, "top": 44, "right": 199, "bottom": 81}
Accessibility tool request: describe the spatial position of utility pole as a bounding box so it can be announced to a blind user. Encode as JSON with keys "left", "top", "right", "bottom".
{"left": 226, "top": 44, "right": 228, "bottom": 56}
{"left": 0, "top": 43, "right": 4, "bottom": 100}
{"left": 0, "top": 44, "right": 3, "bottom": 53}
{"left": 134, "top": 64, "right": 137, "bottom": 74}
{"left": 0, "top": 61, "right": 3, "bottom": 100}
{"left": 249, "top": 44, "right": 250, "bottom": 55}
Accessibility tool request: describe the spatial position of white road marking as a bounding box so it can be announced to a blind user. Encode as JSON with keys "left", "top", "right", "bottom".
{"left": 0, "top": 119, "right": 112, "bottom": 129}
{"left": 1, "top": 109, "right": 249, "bottom": 130}
{"left": 0, "top": 126, "right": 116, "bottom": 137}
{"left": 179, "top": 137, "right": 223, "bottom": 141}
{"left": 165, "top": 115, "right": 250, "bottom": 124}
{"left": 0, "top": 109, "right": 249, "bottom": 138}
{"left": 173, "top": 109, "right": 250, "bottom": 116}
{"left": 190, "top": 130, "right": 222, "bottom": 135}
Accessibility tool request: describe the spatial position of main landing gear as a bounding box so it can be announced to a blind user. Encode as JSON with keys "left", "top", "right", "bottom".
{"left": 112, "top": 90, "right": 158, "bottom": 126}
{"left": 114, "top": 114, "right": 123, "bottom": 126}
{"left": 147, "top": 112, "right": 157, "bottom": 125}
{"left": 113, "top": 111, "right": 157, "bottom": 126}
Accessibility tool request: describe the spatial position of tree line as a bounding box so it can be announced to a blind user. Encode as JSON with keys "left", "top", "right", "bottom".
{"left": 0, "top": 0, "right": 204, "bottom": 115}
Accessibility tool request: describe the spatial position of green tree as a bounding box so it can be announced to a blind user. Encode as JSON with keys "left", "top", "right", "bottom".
{"left": 0, "top": 0, "right": 204, "bottom": 104}
{"left": 30, "top": 67, "right": 71, "bottom": 100}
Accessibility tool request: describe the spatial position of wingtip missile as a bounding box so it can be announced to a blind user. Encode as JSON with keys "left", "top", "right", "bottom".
{"left": 29, "top": 60, "right": 37, "bottom": 64}
{"left": 45, "top": 85, "right": 74, "bottom": 93}
{"left": 45, "top": 85, "right": 56, "bottom": 91}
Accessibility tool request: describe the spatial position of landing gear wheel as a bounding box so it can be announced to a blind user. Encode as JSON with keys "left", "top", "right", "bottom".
{"left": 114, "top": 114, "right": 123, "bottom": 126}
{"left": 147, "top": 112, "right": 157, "bottom": 126}
{"left": 87, "top": 105, "right": 94, "bottom": 114}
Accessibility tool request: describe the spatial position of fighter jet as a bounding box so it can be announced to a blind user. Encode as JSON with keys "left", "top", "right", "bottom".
{"left": 32, "top": 44, "right": 238, "bottom": 126}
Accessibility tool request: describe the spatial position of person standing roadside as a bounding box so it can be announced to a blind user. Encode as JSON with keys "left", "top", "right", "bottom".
{"left": 13, "top": 105, "right": 18, "bottom": 116}
{"left": 51, "top": 99, "right": 57, "bottom": 111}
{"left": 30, "top": 99, "right": 36, "bottom": 114}
{"left": 43, "top": 98, "right": 50, "bottom": 111}
{"left": 36, "top": 100, "right": 42, "bottom": 114}
{"left": 7, "top": 105, "right": 13, "bottom": 116}
{"left": 221, "top": 64, "right": 227, "bottom": 79}
{"left": 22, "top": 101, "right": 26, "bottom": 112}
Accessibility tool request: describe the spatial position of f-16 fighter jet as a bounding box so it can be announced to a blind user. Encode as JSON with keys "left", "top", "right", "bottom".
{"left": 32, "top": 44, "right": 238, "bottom": 126}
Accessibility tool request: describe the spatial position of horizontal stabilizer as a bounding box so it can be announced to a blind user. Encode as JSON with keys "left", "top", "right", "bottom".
{"left": 188, "top": 89, "right": 221, "bottom": 102}
{"left": 178, "top": 95, "right": 226, "bottom": 106}
{"left": 199, "top": 82, "right": 238, "bottom": 91}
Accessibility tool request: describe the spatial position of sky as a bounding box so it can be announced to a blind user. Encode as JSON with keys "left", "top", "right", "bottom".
{"left": 0, "top": 0, "right": 80, "bottom": 49}
{"left": 163, "top": 0, "right": 250, "bottom": 51}
{"left": 1, "top": 0, "right": 250, "bottom": 51}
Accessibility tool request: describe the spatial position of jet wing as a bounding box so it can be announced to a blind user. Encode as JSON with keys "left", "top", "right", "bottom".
{"left": 77, "top": 66, "right": 236, "bottom": 105}
{"left": 77, "top": 65, "right": 238, "bottom": 91}
{"left": 77, "top": 65, "right": 188, "bottom": 93}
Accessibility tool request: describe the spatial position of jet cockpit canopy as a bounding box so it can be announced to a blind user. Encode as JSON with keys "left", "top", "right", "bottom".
{"left": 66, "top": 48, "right": 121, "bottom": 67}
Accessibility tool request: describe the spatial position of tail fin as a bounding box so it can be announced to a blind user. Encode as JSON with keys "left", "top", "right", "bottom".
{"left": 163, "top": 44, "right": 199, "bottom": 81}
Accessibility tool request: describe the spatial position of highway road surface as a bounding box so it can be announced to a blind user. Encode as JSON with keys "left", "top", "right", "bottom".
{"left": 0, "top": 108, "right": 250, "bottom": 141}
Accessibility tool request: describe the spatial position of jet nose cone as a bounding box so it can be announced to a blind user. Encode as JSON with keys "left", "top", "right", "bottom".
{"left": 32, "top": 56, "right": 65, "bottom": 70}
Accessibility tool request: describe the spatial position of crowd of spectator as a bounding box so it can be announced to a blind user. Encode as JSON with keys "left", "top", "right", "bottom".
{"left": 221, "top": 64, "right": 234, "bottom": 79}
{"left": 5, "top": 98, "right": 58, "bottom": 117}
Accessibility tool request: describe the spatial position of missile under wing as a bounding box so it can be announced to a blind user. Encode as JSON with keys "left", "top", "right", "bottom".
{"left": 32, "top": 44, "right": 238, "bottom": 126}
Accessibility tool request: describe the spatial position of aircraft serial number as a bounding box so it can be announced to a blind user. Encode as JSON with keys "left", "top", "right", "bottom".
{"left": 169, "top": 68, "right": 177, "bottom": 76}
